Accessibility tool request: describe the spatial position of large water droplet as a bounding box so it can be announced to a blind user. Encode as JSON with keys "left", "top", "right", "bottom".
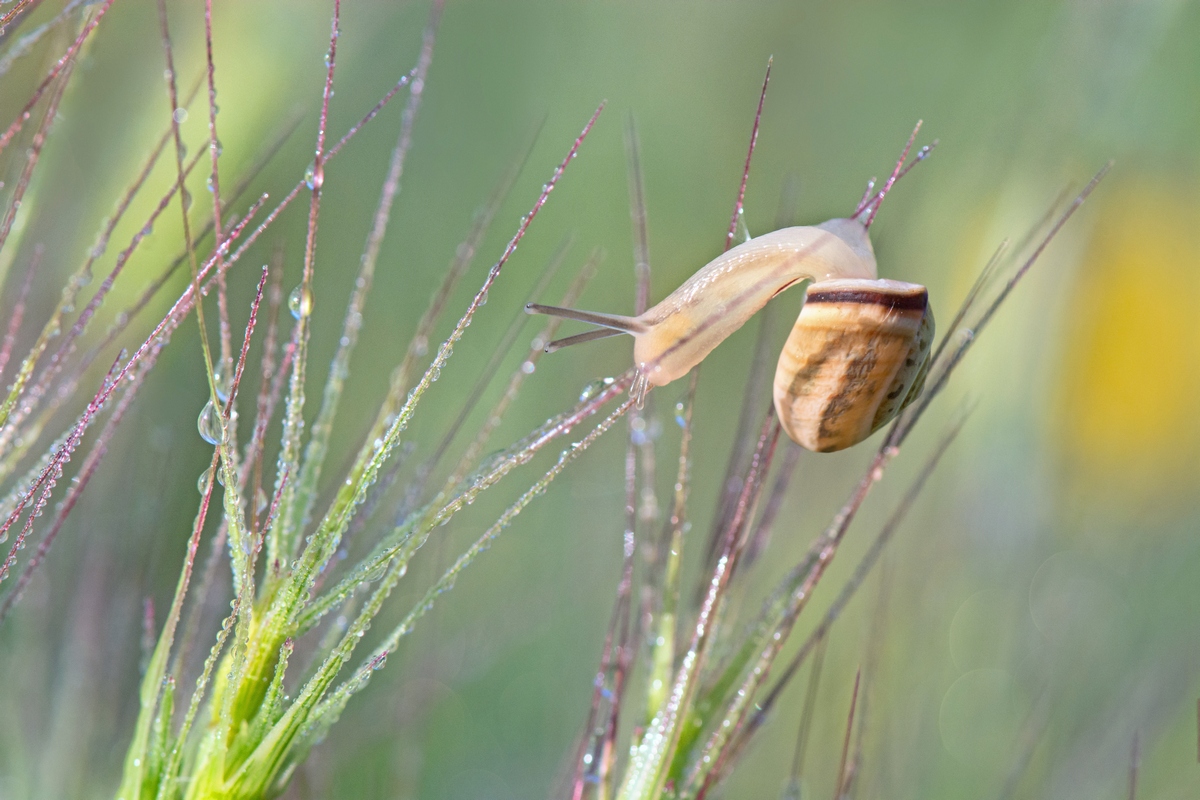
{"left": 288, "top": 285, "right": 313, "bottom": 320}
{"left": 197, "top": 400, "right": 222, "bottom": 445}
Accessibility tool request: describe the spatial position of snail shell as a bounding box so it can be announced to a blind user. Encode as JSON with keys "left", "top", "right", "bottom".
{"left": 773, "top": 279, "right": 933, "bottom": 452}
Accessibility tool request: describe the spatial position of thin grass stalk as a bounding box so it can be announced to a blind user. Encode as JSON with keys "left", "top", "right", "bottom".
{"left": 0, "top": 354, "right": 121, "bottom": 584}
{"left": 842, "top": 546, "right": 894, "bottom": 800}
{"left": 782, "top": 632, "right": 828, "bottom": 800}
{"left": 0, "top": 60, "right": 74, "bottom": 428}
{"left": 0, "top": 59, "right": 68, "bottom": 254}
{"left": 434, "top": 245, "right": 602, "bottom": 507}
{"left": 0, "top": 0, "right": 114, "bottom": 159}
{"left": 832, "top": 668, "right": 862, "bottom": 800}
{"left": 0, "top": 144, "right": 208, "bottom": 472}
{"left": 117, "top": 429, "right": 221, "bottom": 799}
{"left": 289, "top": 0, "right": 442, "bottom": 539}
{"left": 202, "top": 0, "right": 231, "bottom": 378}
{"left": 617, "top": 412, "right": 780, "bottom": 800}
{"left": 157, "top": 0, "right": 223, "bottom": 435}
{"left": 414, "top": 236, "right": 576, "bottom": 493}
{"left": 265, "top": 0, "right": 343, "bottom": 588}
{"left": 0, "top": 0, "right": 89, "bottom": 79}
{"left": 0, "top": 0, "right": 40, "bottom": 36}
{"left": 695, "top": 60, "right": 772, "bottom": 556}
{"left": 724, "top": 57, "right": 770, "bottom": 251}
{"left": 644, "top": 370, "right": 697, "bottom": 725}
{"left": 0, "top": 251, "right": 38, "bottom": 382}
{"left": 0, "top": 342, "right": 156, "bottom": 620}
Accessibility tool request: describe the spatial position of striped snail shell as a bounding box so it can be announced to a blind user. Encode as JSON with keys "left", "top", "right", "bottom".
{"left": 774, "top": 278, "right": 933, "bottom": 452}
{"left": 525, "top": 216, "right": 934, "bottom": 453}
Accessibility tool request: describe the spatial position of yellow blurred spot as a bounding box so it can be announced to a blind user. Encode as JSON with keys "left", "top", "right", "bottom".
{"left": 1056, "top": 181, "right": 1200, "bottom": 499}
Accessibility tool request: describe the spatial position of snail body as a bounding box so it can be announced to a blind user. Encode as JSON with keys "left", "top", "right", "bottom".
{"left": 526, "top": 216, "right": 934, "bottom": 452}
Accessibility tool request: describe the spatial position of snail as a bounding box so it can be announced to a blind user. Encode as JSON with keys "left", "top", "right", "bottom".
{"left": 526, "top": 127, "right": 935, "bottom": 453}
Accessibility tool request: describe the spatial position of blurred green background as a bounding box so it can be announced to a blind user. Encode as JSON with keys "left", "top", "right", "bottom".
{"left": 1, "top": 0, "right": 1199, "bottom": 797}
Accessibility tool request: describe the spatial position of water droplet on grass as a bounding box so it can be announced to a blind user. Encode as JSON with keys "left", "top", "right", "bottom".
{"left": 213, "top": 368, "right": 232, "bottom": 403}
{"left": 198, "top": 400, "right": 222, "bottom": 445}
{"left": 288, "top": 285, "right": 313, "bottom": 319}
{"left": 304, "top": 162, "right": 324, "bottom": 191}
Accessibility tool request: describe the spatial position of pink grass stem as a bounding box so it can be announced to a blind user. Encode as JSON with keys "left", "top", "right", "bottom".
{"left": 0, "top": 250, "right": 39, "bottom": 381}
{"left": 0, "top": 0, "right": 115, "bottom": 159}
{"left": 725, "top": 58, "right": 771, "bottom": 251}
{"left": 0, "top": 51, "right": 72, "bottom": 255}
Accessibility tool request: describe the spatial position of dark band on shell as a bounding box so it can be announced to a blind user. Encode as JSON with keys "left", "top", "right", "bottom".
{"left": 805, "top": 286, "right": 928, "bottom": 311}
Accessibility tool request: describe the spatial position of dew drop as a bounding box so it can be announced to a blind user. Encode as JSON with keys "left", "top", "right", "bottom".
{"left": 172, "top": 107, "right": 188, "bottom": 124}
{"left": 579, "top": 378, "right": 607, "bottom": 402}
{"left": 197, "top": 466, "right": 214, "bottom": 495}
{"left": 288, "top": 285, "right": 313, "bottom": 319}
{"left": 197, "top": 400, "right": 222, "bottom": 445}
{"left": 303, "top": 162, "right": 324, "bottom": 191}
{"left": 213, "top": 368, "right": 232, "bottom": 403}
{"left": 521, "top": 360, "right": 535, "bottom": 375}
